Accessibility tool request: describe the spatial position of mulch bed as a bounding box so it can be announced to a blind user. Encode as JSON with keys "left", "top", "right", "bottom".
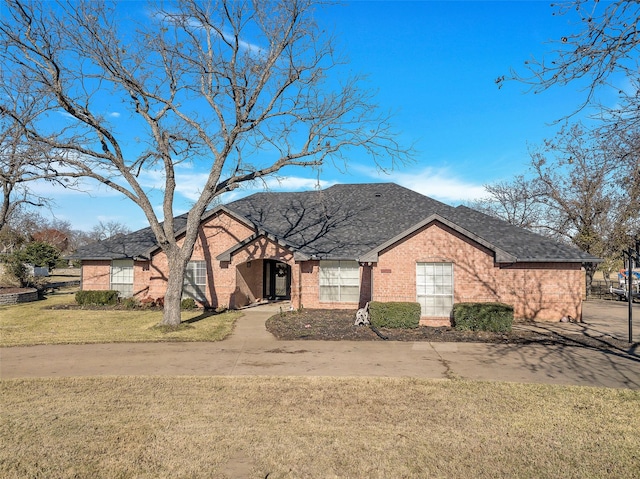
{"left": 265, "top": 309, "right": 638, "bottom": 352}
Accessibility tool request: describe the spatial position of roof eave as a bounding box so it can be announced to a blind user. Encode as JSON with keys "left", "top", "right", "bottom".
{"left": 216, "top": 230, "right": 299, "bottom": 262}
{"left": 498, "top": 257, "right": 604, "bottom": 264}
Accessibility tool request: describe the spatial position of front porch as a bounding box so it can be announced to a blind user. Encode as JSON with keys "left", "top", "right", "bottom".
{"left": 233, "top": 259, "right": 292, "bottom": 308}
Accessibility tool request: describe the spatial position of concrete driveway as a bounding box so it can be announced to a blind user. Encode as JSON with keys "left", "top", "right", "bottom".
{"left": 1, "top": 300, "right": 638, "bottom": 389}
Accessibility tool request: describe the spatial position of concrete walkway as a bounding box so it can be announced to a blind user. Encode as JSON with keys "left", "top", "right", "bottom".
{"left": 1, "top": 301, "right": 639, "bottom": 389}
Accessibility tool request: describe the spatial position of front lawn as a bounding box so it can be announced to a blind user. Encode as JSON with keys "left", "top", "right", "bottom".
{"left": 1, "top": 376, "right": 638, "bottom": 478}
{"left": 0, "top": 290, "right": 240, "bottom": 347}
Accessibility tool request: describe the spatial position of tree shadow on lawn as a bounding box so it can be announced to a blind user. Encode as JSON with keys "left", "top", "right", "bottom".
{"left": 182, "top": 309, "right": 229, "bottom": 325}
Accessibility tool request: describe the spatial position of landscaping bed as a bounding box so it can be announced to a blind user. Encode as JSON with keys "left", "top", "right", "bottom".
{"left": 0, "top": 287, "right": 39, "bottom": 305}
{"left": 266, "top": 309, "right": 636, "bottom": 350}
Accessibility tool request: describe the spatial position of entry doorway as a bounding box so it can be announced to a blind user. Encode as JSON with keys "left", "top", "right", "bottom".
{"left": 263, "top": 260, "right": 291, "bottom": 300}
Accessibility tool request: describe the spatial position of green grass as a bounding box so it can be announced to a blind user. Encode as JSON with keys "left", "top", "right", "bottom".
{"left": 1, "top": 376, "right": 639, "bottom": 478}
{"left": 0, "top": 290, "right": 240, "bottom": 346}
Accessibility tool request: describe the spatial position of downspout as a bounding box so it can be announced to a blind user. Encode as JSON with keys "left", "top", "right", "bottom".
{"left": 297, "top": 261, "right": 302, "bottom": 309}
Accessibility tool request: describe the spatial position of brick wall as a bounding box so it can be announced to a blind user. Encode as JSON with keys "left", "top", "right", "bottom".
{"left": 81, "top": 260, "right": 111, "bottom": 290}
{"left": 373, "top": 222, "right": 583, "bottom": 324}
{"left": 81, "top": 260, "right": 151, "bottom": 298}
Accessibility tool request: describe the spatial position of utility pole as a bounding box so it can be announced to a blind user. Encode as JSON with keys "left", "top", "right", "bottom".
{"left": 624, "top": 239, "right": 640, "bottom": 343}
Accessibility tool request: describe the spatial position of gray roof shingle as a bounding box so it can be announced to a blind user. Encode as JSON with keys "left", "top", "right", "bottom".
{"left": 72, "top": 182, "right": 600, "bottom": 264}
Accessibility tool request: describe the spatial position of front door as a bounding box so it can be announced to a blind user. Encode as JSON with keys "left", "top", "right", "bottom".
{"left": 264, "top": 260, "right": 291, "bottom": 300}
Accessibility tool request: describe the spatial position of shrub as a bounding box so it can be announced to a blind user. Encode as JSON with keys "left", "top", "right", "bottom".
{"left": 122, "top": 297, "right": 140, "bottom": 309}
{"left": 75, "top": 290, "right": 119, "bottom": 306}
{"left": 16, "top": 241, "right": 61, "bottom": 270}
{"left": 181, "top": 297, "right": 197, "bottom": 310}
{"left": 1, "top": 254, "right": 28, "bottom": 287}
{"left": 452, "top": 302, "right": 513, "bottom": 332}
{"left": 369, "top": 301, "right": 421, "bottom": 329}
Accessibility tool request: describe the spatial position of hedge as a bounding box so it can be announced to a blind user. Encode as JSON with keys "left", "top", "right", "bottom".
{"left": 369, "top": 301, "right": 421, "bottom": 329}
{"left": 452, "top": 302, "right": 513, "bottom": 332}
{"left": 75, "top": 290, "right": 119, "bottom": 306}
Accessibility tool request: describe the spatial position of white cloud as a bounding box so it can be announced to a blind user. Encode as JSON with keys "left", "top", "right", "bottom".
{"left": 260, "top": 176, "right": 334, "bottom": 191}
{"left": 108, "top": 112, "right": 121, "bottom": 118}
{"left": 28, "top": 176, "right": 122, "bottom": 198}
{"left": 353, "top": 165, "right": 489, "bottom": 204}
{"left": 169, "top": 171, "right": 335, "bottom": 204}
{"left": 155, "top": 10, "right": 266, "bottom": 56}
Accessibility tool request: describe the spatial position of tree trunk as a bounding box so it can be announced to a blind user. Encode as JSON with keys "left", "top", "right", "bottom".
{"left": 584, "top": 262, "right": 597, "bottom": 299}
{"left": 161, "top": 253, "right": 188, "bottom": 327}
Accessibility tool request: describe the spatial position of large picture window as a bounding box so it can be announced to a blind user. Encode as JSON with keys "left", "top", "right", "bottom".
{"left": 416, "top": 263, "right": 454, "bottom": 317}
{"left": 110, "top": 259, "right": 134, "bottom": 297}
{"left": 319, "top": 260, "right": 360, "bottom": 302}
{"left": 183, "top": 261, "right": 206, "bottom": 301}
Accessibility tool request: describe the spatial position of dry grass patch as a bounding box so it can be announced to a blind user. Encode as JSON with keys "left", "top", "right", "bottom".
{"left": 1, "top": 376, "right": 639, "bottom": 479}
{"left": 0, "top": 291, "right": 240, "bottom": 346}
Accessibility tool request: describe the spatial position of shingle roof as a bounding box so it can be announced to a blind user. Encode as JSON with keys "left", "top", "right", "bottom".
{"left": 71, "top": 182, "right": 600, "bottom": 264}
{"left": 69, "top": 223, "right": 175, "bottom": 260}
{"left": 447, "top": 206, "right": 599, "bottom": 262}
{"left": 224, "top": 183, "right": 455, "bottom": 259}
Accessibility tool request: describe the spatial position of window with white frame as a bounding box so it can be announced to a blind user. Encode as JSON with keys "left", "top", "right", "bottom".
{"left": 183, "top": 261, "right": 206, "bottom": 301}
{"left": 416, "top": 263, "right": 454, "bottom": 317}
{"left": 110, "top": 259, "right": 134, "bottom": 297}
{"left": 319, "top": 260, "right": 360, "bottom": 302}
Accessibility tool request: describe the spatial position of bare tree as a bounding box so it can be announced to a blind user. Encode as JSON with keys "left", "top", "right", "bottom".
{"left": 480, "top": 123, "right": 638, "bottom": 293}
{"left": 499, "top": 0, "right": 640, "bottom": 126}
{"left": 89, "top": 221, "right": 131, "bottom": 243}
{"left": 0, "top": 82, "right": 74, "bottom": 232}
{"left": 0, "top": 0, "right": 411, "bottom": 326}
{"left": 469, "top": 175, "right": 545, "bottom": 231}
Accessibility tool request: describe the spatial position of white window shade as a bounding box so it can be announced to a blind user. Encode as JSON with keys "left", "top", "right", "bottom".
{"left": 417, "top": 263, "right": 453, "bottom": 317}
{"left": 319, "top": 260, "right": 360, "bottom": 302}
{"left": 183, "top": 261, "right": 206, "bottom": 301}
{"left": 110, "top": 259, "right": 134, "bottom": 297}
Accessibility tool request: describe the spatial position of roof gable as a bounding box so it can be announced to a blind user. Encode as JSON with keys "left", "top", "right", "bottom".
{"left": 70, "top": 206, "right": 252, "bottom": 261}
{"left": 359, "top": 214, "right": 518, "bottom": 263}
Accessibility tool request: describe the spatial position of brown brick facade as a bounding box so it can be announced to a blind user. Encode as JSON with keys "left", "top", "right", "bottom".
{"left": 373, "top": 222, "right": 582, "bottom": 325}
{"left": 81, "top": 216, "right": 584, "bottom": 325}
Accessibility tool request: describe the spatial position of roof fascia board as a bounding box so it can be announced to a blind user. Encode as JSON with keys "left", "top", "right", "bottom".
{"left": 216, "top": 230, "right": 302, "bottom": 262}
{"left": 501, "top": 257, "right": 604, "bottom": 264}
{"left": 359, "top": 214, "right": 517, "bottom": 263}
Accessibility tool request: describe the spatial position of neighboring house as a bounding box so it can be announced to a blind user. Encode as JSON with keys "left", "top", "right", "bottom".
{"left": 71, "top": 183, "right": 600, "bottom": 325}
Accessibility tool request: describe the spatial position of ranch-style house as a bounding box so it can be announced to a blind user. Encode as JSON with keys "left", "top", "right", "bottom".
{"left": 72, "top": 183, "right": 600, "bottom": 325}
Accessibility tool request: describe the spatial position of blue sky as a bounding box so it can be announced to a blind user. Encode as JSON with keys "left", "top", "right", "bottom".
{"left": 31, "top": 1, "right": 609, "bottom": 231}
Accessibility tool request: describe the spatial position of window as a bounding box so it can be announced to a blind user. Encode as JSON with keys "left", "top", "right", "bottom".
{"left": 111, "top": 259, "right": 134, "bottom": 297}
{"left": 319, "top": 260, "right": 360, "bottom": 302}
{"left": 416, "top": 263, "right": 453, "bottom": 317}
{"left": 183, "top": 261, "right": 206, "bottom": 301}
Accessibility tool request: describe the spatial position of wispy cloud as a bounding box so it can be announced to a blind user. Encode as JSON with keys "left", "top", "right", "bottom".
{"left": 108, "top": 112, "right": 121, "bottom": 118}
{"left": 155, "top": 9, "right": 266, "bottom": 56}
{"left": 354, "top": 165, "right": 489, "bottom": 204}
